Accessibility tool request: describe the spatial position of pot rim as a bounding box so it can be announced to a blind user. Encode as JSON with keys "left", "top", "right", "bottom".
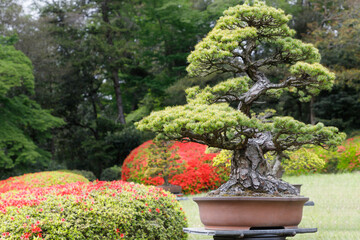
{"left": 193, "top": 196, "right": 309, "bottom": 202}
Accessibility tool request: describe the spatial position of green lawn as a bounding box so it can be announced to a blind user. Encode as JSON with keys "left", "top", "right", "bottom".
{"left": 180, "top": 173, "right": 360, "bottom": 239}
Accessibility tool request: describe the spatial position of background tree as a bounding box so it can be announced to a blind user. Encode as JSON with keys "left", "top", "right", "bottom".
{"left": 39, "top": 0, "right": 153, "bottom": 176}
{"left": 36, "top": 0, "right": 216, "bottom": 176}
{"left": 90, "top": 0, "right": 139, "bottom": 124}
{"left": 303, "top": 0, "right": 360, "bottom": 132}
{"left": 137, "top": 1, "right": 345, "bottom": 196}
{"left": 0, "top": 37, "right": 64, "bottom": 179}
{"left": 40, "top": 1, "right": 129, "bottom": 176}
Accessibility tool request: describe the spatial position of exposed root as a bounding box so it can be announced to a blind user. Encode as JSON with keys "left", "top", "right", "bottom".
{"left": 208, "top": 174, "right": 299, "bottom": 197}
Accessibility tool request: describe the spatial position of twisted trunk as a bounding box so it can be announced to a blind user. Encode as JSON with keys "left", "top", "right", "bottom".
{"left": 271, "top": 155, "right": 284, "bottom": 178}
{"left": 210, "top": 136, "right": 298, "bottom": 196}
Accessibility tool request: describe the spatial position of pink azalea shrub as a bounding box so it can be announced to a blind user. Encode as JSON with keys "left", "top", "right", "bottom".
{"left": 0, "top": 180, "right": 187, "bottom": 239}
{"left": 314, "top": 136, "right": 360, "bottom": 172}
{"left": 0, "top": 171, "right": 89, "bottom": 194}
{"left": 121, "top": 140, "right": 229, "bottom": 194}
{"left": 336, "top": 136, "right": 360, "bottom": 171}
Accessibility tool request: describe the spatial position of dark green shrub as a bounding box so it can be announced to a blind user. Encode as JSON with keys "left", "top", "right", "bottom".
{"left": 0, "top": 181, "right": 187, "bottom": 239}
{"left": 108, "top": 125, "right": 153, "bottom": 161}
{"left": 100, "top": 165, "right": 122, "bottom": 181}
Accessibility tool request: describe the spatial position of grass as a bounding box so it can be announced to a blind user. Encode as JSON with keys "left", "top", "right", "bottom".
{"left": 179, "top": 173, "right": 360, "bottom": 240}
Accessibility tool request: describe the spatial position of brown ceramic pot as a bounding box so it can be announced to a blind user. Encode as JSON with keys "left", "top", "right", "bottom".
{"left": 193, "top": 196, "right": 309, "bottom": 230}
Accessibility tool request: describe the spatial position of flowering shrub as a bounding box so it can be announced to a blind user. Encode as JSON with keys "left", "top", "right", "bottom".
{"left": 0, "top": 171, "right": 89, "bottom": 194}
{"left": 312, "top": 136, "right": 360, "bottom": 173}
{"left": 0, "top": 181, "right": 187, "bottom": 239}
{"left": 282, "top": 148, "right": 325, "bottom": 175}
{"left": 121, "top": 140, "right": 229, "bottom": 194}
{"left": 336, "top": 137, "right": 360, "bottom": 171}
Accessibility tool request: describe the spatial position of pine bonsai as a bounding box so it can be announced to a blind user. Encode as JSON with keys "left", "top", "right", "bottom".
{"left": 137, "top": 1, "right": 345, "bottom": 196}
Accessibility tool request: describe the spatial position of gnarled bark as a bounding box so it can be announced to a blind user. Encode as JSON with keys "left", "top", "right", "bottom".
{"left": 210, "top": 134, "right": 298, "bottom": 196}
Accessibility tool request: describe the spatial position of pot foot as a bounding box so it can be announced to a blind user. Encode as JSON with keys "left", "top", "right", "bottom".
{"left": 214, "top": 236, "right": 286, "bottom": 240}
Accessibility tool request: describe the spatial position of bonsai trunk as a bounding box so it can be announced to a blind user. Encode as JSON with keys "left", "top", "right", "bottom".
{"left": 271, "top": 155, "right": 285, "bottom": 178}
{"left": 211, "top": 140, "right": 298, "bottom": 196}
{"left": 163, "top": 176, "right": 170, "bottom": 186}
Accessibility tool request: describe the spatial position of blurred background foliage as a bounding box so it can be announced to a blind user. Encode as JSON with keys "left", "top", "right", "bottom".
{"left": 0, "top": 0, "right": 359, "bottom": 179}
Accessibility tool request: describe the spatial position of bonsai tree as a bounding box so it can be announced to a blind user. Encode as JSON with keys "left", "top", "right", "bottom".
{"left": 137, "top": 1, "right": 346, "bottom": 196}
{"left": 144, "top": 141, "right": 185, "bottom": 186}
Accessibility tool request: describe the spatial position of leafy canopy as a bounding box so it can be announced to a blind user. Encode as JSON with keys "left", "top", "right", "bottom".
{"left": 0, "top": 37, "right": 64, "bottom": 174}
{"left": 186, "top": 1, "right": 320, "bottom": 76}
{"left": 0, "top": 38, "right": 34, "bottom": 95}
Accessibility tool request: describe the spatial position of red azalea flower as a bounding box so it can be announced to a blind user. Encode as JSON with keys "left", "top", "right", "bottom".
{"left": 121, "top": 140, "right": 228, "bottom": 194}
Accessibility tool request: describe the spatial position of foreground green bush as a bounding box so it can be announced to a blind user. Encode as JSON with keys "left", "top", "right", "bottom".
{"left": 0, "top": 181, "right": 187, "bottom": 239}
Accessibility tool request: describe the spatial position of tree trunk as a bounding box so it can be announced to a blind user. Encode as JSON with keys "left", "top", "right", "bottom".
{"left": 112, "top": 70, "right": 126, "bottom": 124}
{"left": 271, "top": 155, "right": 284, "bottom": 179}
{"left": 163, "top": 176, "right": 169, "bottom": 186}
{"left": 102, "top": 0, "right": 126, "bottom": 125}
{"left": 210, "top": 140, "right": 298, "bottom": 196}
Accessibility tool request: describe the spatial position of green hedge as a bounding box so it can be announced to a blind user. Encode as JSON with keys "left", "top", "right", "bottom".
{"left": 0, "top": 181, "right": 187, "bottom": 239}
{"left": 100, "top": 165, "right": 122, "bottom": 181}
